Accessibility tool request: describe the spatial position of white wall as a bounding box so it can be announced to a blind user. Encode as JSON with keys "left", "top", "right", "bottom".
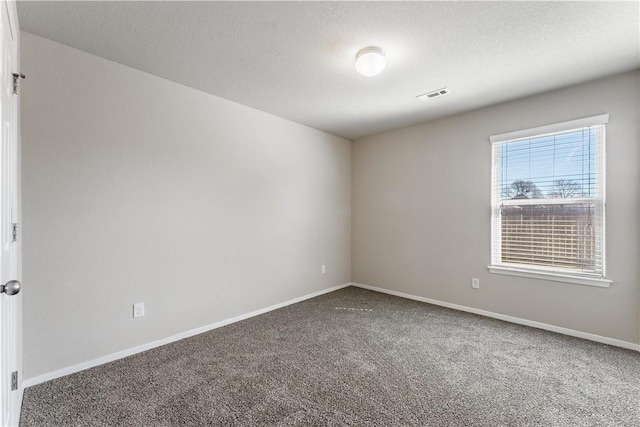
{"left": 21, "top": 32, "right": 351, "bottom": 379}
{"left": 352, "top": 70, "right": 640, "bottom": 345}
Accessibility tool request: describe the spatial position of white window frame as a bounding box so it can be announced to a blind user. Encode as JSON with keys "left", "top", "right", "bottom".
{"left": 488, "top": 114, "right": 612, "bottom": 288}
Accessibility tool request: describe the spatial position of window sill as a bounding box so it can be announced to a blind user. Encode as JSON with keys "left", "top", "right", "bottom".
{"left": 487, "top": 265, "right": 612, "bottom": 288}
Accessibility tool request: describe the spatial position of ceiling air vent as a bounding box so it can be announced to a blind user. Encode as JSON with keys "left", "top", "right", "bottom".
{"left": 417, "top": 87, "right": 450, "bottom": 101}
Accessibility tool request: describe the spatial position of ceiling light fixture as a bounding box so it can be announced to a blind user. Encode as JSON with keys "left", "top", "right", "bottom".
{"left": 355, "top": 46, "right": 386, "bottom": 77}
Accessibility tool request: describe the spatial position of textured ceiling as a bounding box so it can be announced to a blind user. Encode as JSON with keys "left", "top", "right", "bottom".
{"left": 16, "top": 1, "right": 640, "bottom": 140}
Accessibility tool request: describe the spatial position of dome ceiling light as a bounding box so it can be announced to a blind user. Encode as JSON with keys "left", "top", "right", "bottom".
{"left": 355, "top": 46, "right": 386, "bottom": 77}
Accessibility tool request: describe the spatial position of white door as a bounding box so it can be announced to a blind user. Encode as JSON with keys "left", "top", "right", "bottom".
{"left": 0, "top": 1, "right": 19, "bottom": 425}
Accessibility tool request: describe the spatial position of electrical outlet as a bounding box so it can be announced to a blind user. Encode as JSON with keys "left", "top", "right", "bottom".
{"left": 321, "top": 264, "right": 326, "bottom": 274}
{"left": 133, "top": 303, "right": 145, "bottom": 318}
{"left": 471, "top": 278, "right": 480, "bottom": 289}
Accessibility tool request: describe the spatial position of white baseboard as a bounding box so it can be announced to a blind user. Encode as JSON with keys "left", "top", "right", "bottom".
{"left": 350, "top": 282, "right": 640, "bottom": 352}
{"left": 21, "top": 283, "right": 351, "bottom": 389}
{"left": 21, "top": 280, "right": 639, "bottom": 391}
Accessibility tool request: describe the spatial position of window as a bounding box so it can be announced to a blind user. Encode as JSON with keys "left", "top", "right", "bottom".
{"left": 489, "top": 115, "right": 610, "bottom": 286}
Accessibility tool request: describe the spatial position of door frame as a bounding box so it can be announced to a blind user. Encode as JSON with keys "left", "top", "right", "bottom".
{"left": 1, "top": 1, "right": 20, "bottom": 425}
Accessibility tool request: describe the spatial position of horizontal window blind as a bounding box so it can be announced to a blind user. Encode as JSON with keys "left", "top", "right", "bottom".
{"left": 491, "top": 117, "right": 606, "bottom": 278}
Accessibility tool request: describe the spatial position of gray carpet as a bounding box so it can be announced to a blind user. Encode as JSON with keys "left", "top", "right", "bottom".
{"left": 20, "top": 287, "right": 640, "bottom": 426}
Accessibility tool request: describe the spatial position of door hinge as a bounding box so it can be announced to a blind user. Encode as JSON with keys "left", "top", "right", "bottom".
{"left": 11, "top": 223, "right": 17, "bottom": 242}
{"left": 12, "top": 73, "right": 25, "bottom": 95}
{"left": 11, "top": 371, "right": 17, "bottom": 391}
